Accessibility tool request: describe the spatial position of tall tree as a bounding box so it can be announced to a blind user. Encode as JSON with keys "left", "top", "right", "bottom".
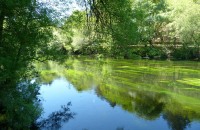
{"left": 0, "top": 0, "right": 55, "bottom": 83}
{"left": 82, "top": 0, "right": 138, "bottom": 57}
{"left": 133, "top": 0, "right": 169, "bottom": 45}
{"left": 0, "top": 1, "right": 57, "bottom": 129}
{"left": 166, "top": 0, "right": 200, "bottom": 59}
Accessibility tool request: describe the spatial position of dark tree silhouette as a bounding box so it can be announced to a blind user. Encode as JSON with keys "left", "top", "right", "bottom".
{"left": 37, "top": 102, "right": 75, "bottom": 129}
{"left": 163, "top": 112, "right": 191, "bottom": 130}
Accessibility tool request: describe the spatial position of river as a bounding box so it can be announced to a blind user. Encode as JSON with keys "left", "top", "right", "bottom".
{"left": 36, "top": 57, "right": 200, "bottom": 130}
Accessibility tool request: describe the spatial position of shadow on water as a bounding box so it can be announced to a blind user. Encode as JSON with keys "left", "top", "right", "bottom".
{"left": 163, "top": 112, "right": 191, "bottom": 130}
{"left": 35, "top": 102, "right": 75, "bottom": 130}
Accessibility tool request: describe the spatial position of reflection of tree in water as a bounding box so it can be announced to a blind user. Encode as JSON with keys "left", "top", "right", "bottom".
{"left": 96, "top": 84, "right": 166, "bottom": 120}
{"left": 163, "top": 112, "right": 191, "bottom": 130}
{"left": 94, "top": 82, "right": 196, "bottom": 130}
{"left": 116, "top": 127, "right": 124, "bottom": 130}
{"left": 134, "top": 91, "right": 165, "bottom": 120}
{"left": 37, "top": 102, "right": 75, "bottom": 130}
{"left": 0, "top": 80, "right": 42, "bottom": 129}
{"left": 82, "top": 127, "right": 124, "bottom": 130}
{"left": 0, "top": 78, "right": 75, "bottom": 130}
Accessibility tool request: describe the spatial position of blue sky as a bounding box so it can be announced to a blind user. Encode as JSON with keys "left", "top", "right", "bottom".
{"left": 38, "top": 0, "right": 83, "bottom": 20}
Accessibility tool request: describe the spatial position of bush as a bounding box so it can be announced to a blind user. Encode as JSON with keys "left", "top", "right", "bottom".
{"left": 171, "top": 47, "right": 199, "bottom": 60}
{"left": 124, "top": 51, "right": 141, "bottom": 59}
{"left": 135, "top": 47, "right": 168, "bottom": 59}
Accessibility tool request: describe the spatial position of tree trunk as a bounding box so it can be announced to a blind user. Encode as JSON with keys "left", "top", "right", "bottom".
{"left": 0, "top": 9, "right": 5, "bottom": 46}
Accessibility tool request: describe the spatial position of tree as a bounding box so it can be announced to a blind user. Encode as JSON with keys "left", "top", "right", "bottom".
{"left": 62, "top": 11, "right": 91, "bottom": 54}
{"left": 167, "top": 0, "right": 200, "bottom": 59}
{"left": 80, "top": 0, "right": 138, "bottom": 58}
{"left": 0, "top": 0, "right": 56, "bottom": 84}
{"left": 133, "top": 0, "right": 169, "bottom": 44}
{"left": 0, "top": 1, "right": 59, "bottom": 128}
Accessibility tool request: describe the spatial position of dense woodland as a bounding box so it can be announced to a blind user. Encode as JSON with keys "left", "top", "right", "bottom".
{"left": 60, "top": 0, "right": 200, "bottom": 60}
{"left": 0, "top": 0, "right": 199, "bottom": 129}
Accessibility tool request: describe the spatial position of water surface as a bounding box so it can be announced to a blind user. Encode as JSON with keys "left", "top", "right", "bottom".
{"left": 37, "top": 58, "right": 200, "bottom": 130}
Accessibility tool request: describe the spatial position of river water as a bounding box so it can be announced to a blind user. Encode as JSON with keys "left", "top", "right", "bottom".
{"left": 37, "top": 57, "right": 200, "bottom": 130}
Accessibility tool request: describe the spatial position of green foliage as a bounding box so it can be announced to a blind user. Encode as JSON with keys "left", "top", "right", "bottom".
{"left": 134, "top": 46, "right": 167, "bottom": 59}
{"left": 170, "top": 0, "right": 200, "bottom": 43}
{"left": 0, "top": 0, "right": 56, "bottom": 81}
{"left": 81, "top": 0, "right": 139, "bottom": 57}
{"left": 172, "top": 47, "right": 199, "bottom": 60}
{"left": 165, "top": 0, "right": 200, "bottom": 59}
{"left": 0, "top": 79, "right": 42, "bottom": 129}
{"left": 133, "top": 0, "right": 169, "bottom": 44}
{"left": 62, "top": 11, "right": 90, "bottom": 53}
{"left": 0, "top": 1, "right": 64, "bottom": 129}
{"left": 0, "top": 0, "right": 199, "bottom": 126}
{"left": 65, "top": 0, "right": 199, "bottom": 60}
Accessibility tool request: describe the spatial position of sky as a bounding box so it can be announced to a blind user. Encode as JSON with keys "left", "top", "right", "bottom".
{"left": 38, "top": 0, "right": 84, "bottom": 21}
